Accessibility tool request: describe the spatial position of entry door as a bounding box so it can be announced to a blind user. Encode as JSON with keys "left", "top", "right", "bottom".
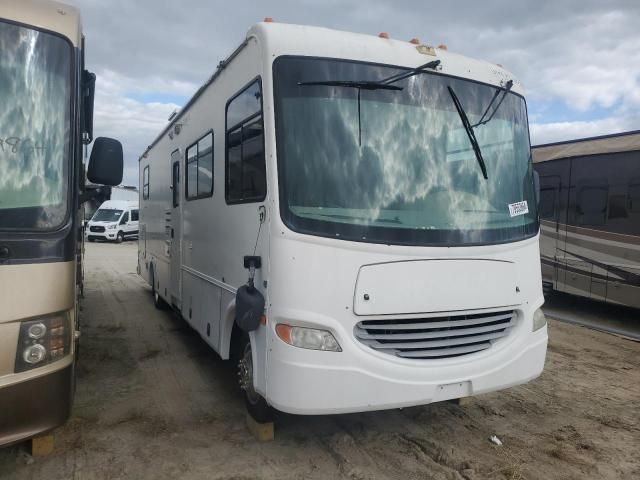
{"left": 536, "top": 158, "right": 570, "bottom": 290}
{"left": 170, "top": 150, "right": 182, "bottom": 308}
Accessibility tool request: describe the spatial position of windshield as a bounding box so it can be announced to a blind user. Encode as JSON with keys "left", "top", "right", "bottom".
{"left": 92, "top": 209, "right": 123, "bottom": 222}
{"left": 273, "top": 57, "right": 538, "bottom": 246}
{"left": 0, "top": 21, "right": 72, "bottom": 230}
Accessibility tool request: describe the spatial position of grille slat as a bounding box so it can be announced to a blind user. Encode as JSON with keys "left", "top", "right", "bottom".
{"left": 358, "top": 312, "right": 514, "bottom": 330}
{"left": 355, "top": 319, "right": 515, "bottom": 341}
{"left": 90, "top": 226, "right": 105, "bottom": 233}
{"left": 354, "top": 310, "right": 515, "bottom": 360}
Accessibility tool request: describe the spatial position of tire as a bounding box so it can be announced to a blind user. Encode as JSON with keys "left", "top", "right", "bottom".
{"left": 116, "top": 231, "right": 124, "bottom": 243}
{"left": 150, "top": 267, "right": 168, "bottom": 310}
{"left": 238, "top": 334, "right": 272, "bottom": 423}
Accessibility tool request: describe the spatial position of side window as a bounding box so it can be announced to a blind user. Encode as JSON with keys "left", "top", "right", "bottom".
{"left": 172, "top": 162, "right": 180, "bottom": 207}
{"left": 186, "top": 132, "right": 214, "bottom": 200}
{"left": 629, "top": 178, "right": 640, "bottom": 213}
{"left": 539, "top": 186, "right": 557, "bottom": 220}
{"left": 225, "top": 79, "right": 266, "bottom": 204}
{"left": 576, "top": 181, "right": 608, "bottom": 226}
{"left": 143, "top": 166, "right": 150, "bottom": 200}
{"left": 120, "top": 211, "right": 129, "bottom": 224}
{"left": 131, "top": 209, "right": 139, "bottom": 221}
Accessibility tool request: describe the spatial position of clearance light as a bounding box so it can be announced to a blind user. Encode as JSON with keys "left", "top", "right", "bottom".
{"left": 533, "top": 308, "right": 547, "bottom": 331}
{"left": 263, "top": 17, "right": 273, "bottom": 23}
{"left": 409, "top": 38, "right": 420, "bottom": 45}
{"left": 276, "top": 324, "right": 342, "bottom": 352}
{"left": 378, "top": 32, "right": 390, "bottom": 39}
{"left": 437, "top": 44, "right": 448, "bottom": 50}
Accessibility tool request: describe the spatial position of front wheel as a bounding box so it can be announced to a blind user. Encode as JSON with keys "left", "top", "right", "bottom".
{"left": 238, "top": 335, "right": 272, "bottom": 423}
{"left": 115, "top": 231, "right": 124, "bottom": 243}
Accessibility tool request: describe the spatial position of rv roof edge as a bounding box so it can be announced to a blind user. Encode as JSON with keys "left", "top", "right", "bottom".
{"left": 532, "top": 129, "right": 640, "bottom": 163}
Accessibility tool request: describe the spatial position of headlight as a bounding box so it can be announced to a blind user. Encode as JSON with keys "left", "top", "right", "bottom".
{"left": 533, "top": 308, "right": 547, "bottom": 331}
{"left": 108, "top": 224, "right": 117, "bottom": 230}
{"left": 275, "top": 324, "right": 342, "bottom": 352}
{"left": 15, "top": 313, "right": 72, "bottom": 373}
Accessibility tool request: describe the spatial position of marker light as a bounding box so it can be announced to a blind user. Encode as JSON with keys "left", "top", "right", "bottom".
{"left": 378, "top": 32, "right": 389, "bottom": 39}
{"left": 276, "top": 324, "right": 342, "bottom": 352}
{"left": 533, "top": 308, "right": 547, "bottom": 331}
{"left": 409, "top": 38, "right": 420, "bottom": 45}
{"left": 263, "top": 17, "right": 273, "bottom": 23}
{"left": 437, "top": 44, "right": 448, "bottom": 50}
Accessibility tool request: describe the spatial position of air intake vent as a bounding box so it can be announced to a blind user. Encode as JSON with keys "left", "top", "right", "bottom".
{"left": 354, "top": 310, "right": 516, "bottom": 359}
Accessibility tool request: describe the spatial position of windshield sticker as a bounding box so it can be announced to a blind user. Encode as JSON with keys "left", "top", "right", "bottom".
{"left": 508, "top": 201, "right": 529, "bottom": 217}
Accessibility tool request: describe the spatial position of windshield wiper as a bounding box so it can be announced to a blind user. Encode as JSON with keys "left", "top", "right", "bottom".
{"left": 298, "top": 60, "right": 441, "bottom": 145}
{"left": 472, "top": 80, "right": 514, "bottom": 128}
{"left": 447, "top": 86, "right": 488, "bottom": 180}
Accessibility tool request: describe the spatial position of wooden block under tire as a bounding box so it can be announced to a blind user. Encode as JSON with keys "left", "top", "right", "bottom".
{"left": 246, "top": 413, "right": 274, "bottom": 441}
{"left": 30, "top": 434, "right": 54, "bottom": 457}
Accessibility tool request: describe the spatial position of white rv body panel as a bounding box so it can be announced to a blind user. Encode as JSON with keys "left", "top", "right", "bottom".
{"left": 139, "top": 23, "right": 546, "bottom": 414}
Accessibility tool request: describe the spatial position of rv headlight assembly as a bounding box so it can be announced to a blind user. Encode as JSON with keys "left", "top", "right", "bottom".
{"left": 275, "top": 324, "right": 342, "bottom": 352}
{"left": 15, "top": 313, "right": 72, "bottom": 373}
{"left": 533, "top": 308, "right": 547, "bottom": 331}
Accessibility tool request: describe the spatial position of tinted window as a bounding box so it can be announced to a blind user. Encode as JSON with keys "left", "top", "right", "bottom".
{"left": 539, "top": 187, "right": 556, "bottom": 220}
{"left": 227, "top": 81, "right": 261, "bottom": 128}
{"left": 143, "top": 166, "right": 150, "bottom": 200}
{"left": 186, "top": 132, "right": 213, "bottom": 200}
{"left": 577, "top": 183, "right": 608, "bottom": 226}
{"left": 120, "top": 211, "right": 129, "bottom": 224}
{"left": 131, "top": 209, "right": 139, "bottom": 221}
{"left": 630, "top": 178, "right": 640, "bottom": 213}
{"left": 225, "top": 80, "right": 266, "bottom": 204}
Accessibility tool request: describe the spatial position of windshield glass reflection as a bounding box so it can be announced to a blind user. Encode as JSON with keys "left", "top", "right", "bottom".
{"left": 274, "top": 57, "right": 538, "bottom": 246}
{"left": 0, "top": 21, "right": 71, "bottom": 230}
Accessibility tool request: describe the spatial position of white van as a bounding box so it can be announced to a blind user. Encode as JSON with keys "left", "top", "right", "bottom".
{"left": 86, "top": 200, "right": 138, "bottom": 243}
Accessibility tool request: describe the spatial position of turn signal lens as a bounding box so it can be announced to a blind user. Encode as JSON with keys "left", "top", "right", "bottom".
{"left": 533, "top": 308, "right": 547, "bottom": 331}
{"left": 275, "top": 324, "right": 342, "bottom": 352}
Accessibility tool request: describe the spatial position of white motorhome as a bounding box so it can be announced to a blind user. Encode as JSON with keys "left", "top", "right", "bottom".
{"left": 138, "top": 22, "right": 547, "bottom": 420}
{"left": 86, "top": 200, "right": 138, "bottom": 243}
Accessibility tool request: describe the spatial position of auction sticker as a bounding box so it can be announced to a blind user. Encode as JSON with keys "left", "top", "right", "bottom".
{"left": 508, "top": 201, "right": 529, "bottom": 217}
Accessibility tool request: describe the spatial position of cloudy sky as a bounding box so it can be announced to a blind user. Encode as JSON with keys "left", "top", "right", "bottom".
{"left": 66, "top": 0, "right": 640, "bottom": 186}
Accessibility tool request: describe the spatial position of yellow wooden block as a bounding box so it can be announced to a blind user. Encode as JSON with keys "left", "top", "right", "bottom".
{"left": 31, "top": 434, "right": 54, "bottom": 457}
{"left": 246, "top": 413, "right": 274, "bottom": 442}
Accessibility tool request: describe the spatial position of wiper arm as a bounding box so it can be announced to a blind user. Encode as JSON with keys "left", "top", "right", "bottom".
{"left": 447, "top": 86, "right": 488, "bottom": 180}
{"left": 472, "top": 80, "right": 513, "bottom": 128}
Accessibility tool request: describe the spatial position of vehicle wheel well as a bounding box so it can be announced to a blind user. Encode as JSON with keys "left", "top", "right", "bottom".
{"left": 230, "top": 321, "right": 243, "bottom": 361}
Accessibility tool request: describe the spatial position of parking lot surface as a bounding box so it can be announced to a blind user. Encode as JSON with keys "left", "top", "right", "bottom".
{"left": 1, "top": 242, "right": 639, "bottom": 479}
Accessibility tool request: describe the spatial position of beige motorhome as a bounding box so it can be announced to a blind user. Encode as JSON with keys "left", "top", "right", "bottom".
{"left": 533, "top": 130, "right": 640, "bottom": 308}
{"left": 0, "top": 0, "right": 122, "bottom": 446}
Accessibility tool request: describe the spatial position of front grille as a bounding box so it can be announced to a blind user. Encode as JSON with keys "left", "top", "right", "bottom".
{"left": 354, "top": 310, "right": 516, "bottom": 360}
{"left": 90, "top": 226, "right": 105, "bottom": 232}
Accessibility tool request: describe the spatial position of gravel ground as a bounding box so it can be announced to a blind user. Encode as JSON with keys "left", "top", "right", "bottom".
{"left": 1, "top": 241, "right": 638, "bottom": 480}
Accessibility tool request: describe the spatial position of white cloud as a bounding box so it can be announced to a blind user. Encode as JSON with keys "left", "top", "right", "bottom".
{"left": 531, "top": 115, "right": 640, "bottom": 145}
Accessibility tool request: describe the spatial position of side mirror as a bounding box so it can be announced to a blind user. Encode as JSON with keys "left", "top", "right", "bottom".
{"left": 533, "top": 170, "right": 541, "bottom": 206}
{"left": 88, "top": 137, "right": 123, "bottom": 186}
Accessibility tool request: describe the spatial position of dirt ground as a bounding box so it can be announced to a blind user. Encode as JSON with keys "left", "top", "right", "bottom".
{"left": 1, "top": 242, "right": 639, "bottom": 480}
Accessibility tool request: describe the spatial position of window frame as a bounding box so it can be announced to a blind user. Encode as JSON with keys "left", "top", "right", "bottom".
{"left": 224, "top": 76, "right": 267, "bottom": 205}
{"left": 185, "top": 130, "right": 214, "bottom": 201}
{"left": 142, "top": 165, "right": 150, "bottom": 200}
